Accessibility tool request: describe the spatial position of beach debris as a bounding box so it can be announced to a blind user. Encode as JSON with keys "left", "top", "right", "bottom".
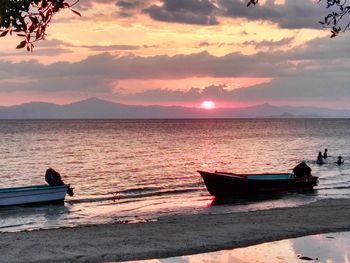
{"left": 297, "top": 255, "right": 318, "bottom": 261}
{"left": 111, "top": 193, "right": 119, "bottom": 202}
{"left": 114, "top": 218, "right": 158, "bottom": 224}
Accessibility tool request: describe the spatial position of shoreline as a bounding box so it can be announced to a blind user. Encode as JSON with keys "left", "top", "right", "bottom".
{"left": 1, "top": 198, "right": 350, "bottom": 263}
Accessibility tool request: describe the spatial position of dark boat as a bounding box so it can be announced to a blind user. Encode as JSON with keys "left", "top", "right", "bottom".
{"left": 198, "top": 162, "right": 318, "bottom": 197}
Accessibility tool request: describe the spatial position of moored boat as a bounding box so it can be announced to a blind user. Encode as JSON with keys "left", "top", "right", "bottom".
{"left": 0, "top": 185, "right": 70, "bottom": 206}
{"left": 198, "top": 162, "right": 318, "bottom": 197}
{"left": 0, "top": 168, "right": 73, "bottom": 207}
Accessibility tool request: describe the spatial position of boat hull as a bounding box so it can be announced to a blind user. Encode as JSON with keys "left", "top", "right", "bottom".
{"left": 0, "top": 185, "right": 68, "bottom": 206}
{"left": 198, "top": 171, "right": 318, "bottom": 197}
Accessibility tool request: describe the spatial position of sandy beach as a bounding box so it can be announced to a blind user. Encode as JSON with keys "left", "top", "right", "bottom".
{"left": 1, "top": 198, "right": 350, "bottom": 263}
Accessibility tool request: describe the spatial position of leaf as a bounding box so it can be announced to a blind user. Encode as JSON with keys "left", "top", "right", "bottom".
{"left": 36, "top": 29, "right": 42, "bottom": 40}
{"left": 29, "top": 16, "right": 39, "bottom": 24}
{"left": 16, "top": 41, "right": 27, "bottom": 49}
{"left": 42, "top": 0, "right": 48, "bottom": 8}
{"left": 332, "top": 26, "right": 340, "bottom": 32}
{"left": 71, "top": 9, "right": 81, "bottom": 16}
{"left": 0, "top": 30, "right": 9, "bottom": 37}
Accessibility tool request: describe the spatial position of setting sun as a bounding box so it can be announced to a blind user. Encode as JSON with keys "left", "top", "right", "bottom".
{"left": 200, "top": 100, "right": 216, "bottom": 110}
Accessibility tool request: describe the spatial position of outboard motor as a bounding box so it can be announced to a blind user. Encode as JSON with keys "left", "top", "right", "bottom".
{"left": 45, "top": 168, "right": 64, "bottom": 186}
{"left": 45, "top": 168, "right": 74, "bottom": 196}
{"left": 293, "top": 162, "right": 312, "bottom": 178}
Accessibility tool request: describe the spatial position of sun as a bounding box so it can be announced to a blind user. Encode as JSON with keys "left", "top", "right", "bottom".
{"left": 200, "top": 100, "right": 216, "bottom": 110}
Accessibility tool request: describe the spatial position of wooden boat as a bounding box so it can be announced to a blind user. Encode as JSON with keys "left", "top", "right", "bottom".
{"left": 0, "top": 184, "right": 71, "bottom": 206}
{"left": 198, "top": 163, "right": 318, "bottom": 197}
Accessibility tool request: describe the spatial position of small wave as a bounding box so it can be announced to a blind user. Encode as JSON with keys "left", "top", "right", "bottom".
{"left": 116, "top": 187, "right": 202, "bottom": 200}
{"left": 317, "top": 185, "right": 350, "bottom": 190}
{"left": 0, "top": 222, "right": 35, "bottom": 229}
{"left": 68, "top": 187, "right": 203, "bottom": 204}
{"left": 68, "top": 196, "right": 114, "bottom": 204}
{"left": 116, "top": 187, "right": 160, "bottom": 195}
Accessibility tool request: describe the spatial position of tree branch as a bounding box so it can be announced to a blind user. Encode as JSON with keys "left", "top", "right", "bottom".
{"left": 0, "top": 0, "right": 80, "bottom": 51}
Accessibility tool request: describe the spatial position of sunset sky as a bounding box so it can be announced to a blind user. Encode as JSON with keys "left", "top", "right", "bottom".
{"left": 1, "top": 0, "right": 350, "bottom": 109}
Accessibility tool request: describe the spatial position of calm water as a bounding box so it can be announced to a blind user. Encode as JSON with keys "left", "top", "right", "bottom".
{"left": 0, "top": 119, "right": 350, "bottom": 232}
{"left": 122, "top": 231, "right": 350, "bottom": 263}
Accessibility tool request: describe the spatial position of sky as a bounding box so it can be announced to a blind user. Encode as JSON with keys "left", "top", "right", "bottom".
{"left": 1, "top": 0, "right": 350, "bottom": 109}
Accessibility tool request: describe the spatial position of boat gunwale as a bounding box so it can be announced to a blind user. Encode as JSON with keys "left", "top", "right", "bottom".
{"left": 198, "top": 170, "right": 318, "bottom": 181}
{"left": 0, "top": 184, "right": 67, "bottom": 193}
{"left": 214, "top": 171, "right": 293, "bottom": 177}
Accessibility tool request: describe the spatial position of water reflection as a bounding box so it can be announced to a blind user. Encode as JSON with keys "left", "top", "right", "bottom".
{"left": 0, "top": 203, "right": 69, "bottom": 232}
{"left": 210, "top": 189, "right": 317, "bottom": 206}
{"left": 207, "top": 190, "right": 318, "bottom": 216}
{"left": 122, "top": 232, "right": 350, "bottom": 263}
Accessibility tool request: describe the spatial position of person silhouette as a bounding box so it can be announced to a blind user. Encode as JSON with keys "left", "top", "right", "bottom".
{"left": 336, "top": 156, "right": 344, "bottom": 165}
{"left": 323, "top": 148, "right": 328, "bottom": 159}
{"left": 317, "top": 152, "right": 324, "bottom": 165}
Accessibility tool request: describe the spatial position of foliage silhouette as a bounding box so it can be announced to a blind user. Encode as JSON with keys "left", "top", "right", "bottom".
{"left": 0, "top": 0, "right": 80, "bottom": 51}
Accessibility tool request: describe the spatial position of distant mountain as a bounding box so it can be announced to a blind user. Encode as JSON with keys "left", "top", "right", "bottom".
{"left": 0, "top": 98, "right": 349, "bottom": 119}
{"left": 266, "top": 112, "right": 321, "bottom": 119}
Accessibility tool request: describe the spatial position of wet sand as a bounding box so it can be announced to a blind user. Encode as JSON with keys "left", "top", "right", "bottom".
{"left": 1, "top": 198, "right": 350, "bottom": 263}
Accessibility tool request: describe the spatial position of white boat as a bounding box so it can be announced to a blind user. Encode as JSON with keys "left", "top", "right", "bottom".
{"left": 0, "top": 184, "right": 70, "bottom": 207}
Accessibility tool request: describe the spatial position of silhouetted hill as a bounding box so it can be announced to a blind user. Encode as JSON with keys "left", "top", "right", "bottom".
{"left": 0, "top": 98, "right": 349, "bottom": 119}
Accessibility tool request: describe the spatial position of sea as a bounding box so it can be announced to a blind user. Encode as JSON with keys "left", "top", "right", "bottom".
{"left": 0, "top": 119, "right": 350, "bottom": 232}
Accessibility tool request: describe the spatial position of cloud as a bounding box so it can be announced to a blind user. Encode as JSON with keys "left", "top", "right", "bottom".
{"left": 196, "top": 37, "right": 295, "bottom": 51}
{"left": 78, "top": 0, "right": 119, "bottom": 8}
{"left": 198, "top": 41, "right": 211, "bottom": 47}
{"left": 220, "top": 0, "right": 329, "bottom": 29}
{"left": 139, "top": 0, "right": 329, "bottom": 30}
{"left": 112, "top": 84, "right": 233, "bottom": 102}
{"left": 116, "top": 0, "right": 143, "bottom": 9}
{"left": 1, "top": 33, "right": 350, "bottom": 107}
{"left": 0, "top": 39, "right": 74, "bottom": 57}
{"left": 0, "top": 48, "right": 73, "bottom": 57}
{"left": 0, "top": 37, "right": 337, "bottom": 81}
{"left": 0, "top": 58, "right": 113, "bottom": 93}
{"left": 108, "top": 77, "right": 350, "bottom": 104}
{"left": 53, "top": 51, "right": 297, "bottom": 79}
{"left": 143, "top": 0, "right": 219, "bottom": 25}
{"left": 115, "top": 0, "right": 154, "bottom": 17}
{"left": 0, "top": 51, "right": 270, "bottom": 96}
{"left": 67, "top": 0, "right": 331, "bottom": 30}
{"left": 35, "top": 39, "right": 141, "bottom": 52}
{"left": 230, "top": 76, "right": 350, "bottom": 101}
{"left": 64, "top": 0, "right": 154, "bottom": 20}
{"left": 241, "top": 37, "right": 295, "bottom": 50}
{"left": 80, "top": 44, "right": 140, "bottom": 52}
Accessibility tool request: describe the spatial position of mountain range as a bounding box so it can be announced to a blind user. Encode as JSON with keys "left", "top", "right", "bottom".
{"left": 0, "top": 97, "right": 349, "bottom": 119}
